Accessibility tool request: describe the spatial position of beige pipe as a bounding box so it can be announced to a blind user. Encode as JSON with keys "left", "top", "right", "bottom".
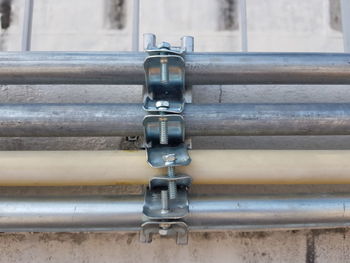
{"left": 0, "top": 150, "right": 349, "bottom": 186}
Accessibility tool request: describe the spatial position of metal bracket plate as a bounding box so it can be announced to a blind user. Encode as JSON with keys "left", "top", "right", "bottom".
{"left": 143, "top": 115, "right": 185, "bottom": 145}
{"left": 144, "top": 55, "right": 185, "bottom": 108}
{"left": 143, "top": 97, "right": 185, "bottom": 114}
{"left": 143, "top": 174, "right": 192, "bottom": 219}
{"left": 141, "top": 34, "right": 194, "bottom": 245}
{"left": 140, "top": 221, "right": 189, "bottom": 245}
{"left": 145, "top": 144, "right": 191, "bottom": 168}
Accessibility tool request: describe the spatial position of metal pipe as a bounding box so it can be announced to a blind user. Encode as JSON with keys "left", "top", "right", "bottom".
{"left": 0, "top": 194, "right": 350, "bottom": 232}
{"left": 238, "top": 0, "right": 248, "bottom": 52}
{"left": 21, "top": 0, "right": 34, "bottom": 51}
{"left": 0, "top": 150, "right": 350, "bottom": 186}
{"left": 0, "top": 103, "right": 350, "bottom": 137}
{"left": 131, "top": 0, "right": 140, "bottom": 51}
{"left": 1, "top": 52, "right": 350, "bottom": 85}
{"left": 341, "top": 0, "right": 350, "bottom": 52}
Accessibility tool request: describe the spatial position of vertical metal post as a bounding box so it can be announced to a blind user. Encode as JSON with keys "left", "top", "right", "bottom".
{"left": 238, "top": 0, "right": 248, "bottom": 52}
{"left": 21, "top": 0, "right": 34, "bottom": 51}
{"left": 132, "top": 0, "right": 140, "bottom": 51}
{"left": 341, "top": 0, "right": 350, "bottom": 52}
{"left": 181, "top": 36, "right": 194, "bottom": 52}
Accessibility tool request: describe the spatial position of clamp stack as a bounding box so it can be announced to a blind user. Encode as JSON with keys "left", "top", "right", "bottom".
{"left": 140, "top": 34, "right": 193, "bottom": 245}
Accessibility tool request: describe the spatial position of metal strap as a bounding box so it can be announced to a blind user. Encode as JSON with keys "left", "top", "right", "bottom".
{"left": 140, "top": 34, "right": 194, "bottom": 245}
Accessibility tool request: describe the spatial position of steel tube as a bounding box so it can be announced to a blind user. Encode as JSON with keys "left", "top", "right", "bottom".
{"left": 21, "top": 0, "right": 34, "bottom": 51}
{"left": 239, "top": 0, "right": 248, "bottom": 52}
{"left": 341, "top": 0, "right": 350, "bottom": 52}
{"left": 0, "top": 194, "right": 350, "bottom": 232}
{"left": 131, "top": 0, "right": 140, "bottom": 52}
{"left": 1, "top": 52, "right": 350, "bottom": 84}
{"left": 187, "top": 194, "right": 350, "bottom": 231}
{"left": 0, "top": 103, "right": 350, "bottom": 137}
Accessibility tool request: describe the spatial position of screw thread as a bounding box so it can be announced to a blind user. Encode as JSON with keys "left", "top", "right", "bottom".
{"left": 161, "top": 190, "right": 169, "bottom": 212}
{"left": 160, "top": 60, "right": 168, "bottom": 83}
{"left": 168, "top": 166, "right": 175, "bottom": 178}
{"left": 159, "top": 120, "right": 168, "bottom": 144}
{"left": 168, "top": 166, "right": 176, "bottom": 199}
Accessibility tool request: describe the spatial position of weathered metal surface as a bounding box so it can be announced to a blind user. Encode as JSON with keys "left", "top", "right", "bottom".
{"left": 1, "top": 52, "right": 350, "bottom": 84}
{"left": 0, "top": 103, "right": 349, "bottom": 136}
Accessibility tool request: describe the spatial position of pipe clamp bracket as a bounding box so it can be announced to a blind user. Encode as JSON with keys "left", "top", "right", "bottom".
{"left": 140, "top": 34, "right": 194, "bottom": 245}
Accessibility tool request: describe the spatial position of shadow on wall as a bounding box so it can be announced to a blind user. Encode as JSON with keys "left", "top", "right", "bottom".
{"left": 0, "top": 0, "right": 11, "bottom": 50}
{"left": 105, "top": 0, "right": 126, "bottom": 30}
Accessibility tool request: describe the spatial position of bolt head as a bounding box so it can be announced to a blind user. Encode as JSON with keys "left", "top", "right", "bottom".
{"left": 155, "top": 100, "right": 170, "bottom": 109}
{"left": 159, "top": 223, "right": 171, "bottom": 229}
{"left": 159, "top": 229, "right": 170, "bottom": 236}
{"left": 160, "top": 209, "right": 169, "bottom": 214}
{"left": 158, "top": 41, "right": 171, "bottom": 50}
{"left": 162, "top": 154, "right": 176, "bottom": 163}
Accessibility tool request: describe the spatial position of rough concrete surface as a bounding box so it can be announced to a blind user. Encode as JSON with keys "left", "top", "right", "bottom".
{"left": 0, "top": 0, "right": 350, "bottom": 262}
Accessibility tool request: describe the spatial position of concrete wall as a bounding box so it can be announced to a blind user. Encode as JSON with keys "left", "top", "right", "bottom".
{"left": 0, "top": 0, "right": 350, "bottom": 262}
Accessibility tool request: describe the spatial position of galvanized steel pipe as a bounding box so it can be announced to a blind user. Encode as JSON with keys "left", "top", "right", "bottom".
{"left": 1, "top": 103, "right": 350, "bottom": 137}
{"left": 0, "top": 194, "right": 350, "bottom": 232}
{"left": 1, "top": 52, "right": 350, "bottom": 84}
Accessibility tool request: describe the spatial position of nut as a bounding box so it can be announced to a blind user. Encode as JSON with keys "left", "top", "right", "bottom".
{"left": 162, "top": 154, "right": 176, "bottom": 163}
{"left": 158, "top": 41, "right": 171, "bottom": 50}
{"left": 159, "top": 229, "right": 170, "bottom": 236}
{"left": 159, "top": 223, "right": 171, "bottom": 229}
{"left": 155, "top": 100, "right": 170, "bottom": 109}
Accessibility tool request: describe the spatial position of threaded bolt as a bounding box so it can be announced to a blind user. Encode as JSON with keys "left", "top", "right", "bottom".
{"left": 163, "top": 154, "right": 177, "bottom": 200}
{"left": 159, "top": 117, "right": 168, "bottom": 145}
{"left": 156, "top": 101, "right": 170, "bottom": 145}
{"left": 161, "top": 190, "right": 169, "bottom": 214}
{"left": 168, "top": 166, "right": 176, "bottom": 200}
{"left": 160, "top": 57, "right": 168, "bottom": 84}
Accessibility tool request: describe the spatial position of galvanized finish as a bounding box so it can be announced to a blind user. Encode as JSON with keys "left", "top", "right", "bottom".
{"left": 0, "top": 103, "right": 350, "bottom": 137}
{"left": 341, "top": 0, "right": 350, "bottom": 52}
{"left": 0, "top": 195, "right": 143, "bottom": 232}
{"left": 0, "top": 194, "right": 349, "bottom": 232}
{"left": 1, "top": 52, "right": 350, "bottom": 84}
{"left": 141, "top": 36, "right": 192, "bottom": 243}
{"left": 187, "top": 194, "right": 350, "bottom": 230}
{"left": 21, "top": 0, "right": 34, "bottom": 52}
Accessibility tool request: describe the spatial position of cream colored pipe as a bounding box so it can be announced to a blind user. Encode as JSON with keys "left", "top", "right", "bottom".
{"left": 0, "top": 150, "right": 350, "bottom": 186}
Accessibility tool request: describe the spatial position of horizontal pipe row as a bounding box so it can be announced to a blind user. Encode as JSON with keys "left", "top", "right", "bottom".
{"left": 0, "top": 194, "right": 349, "bottom": 232}
{"left": 0, "top": 150, "right": 350, "bottom": 185}
{"left": 1, "top": 52, "right": 350, "bottom": 85}
{"left": 1, "top": 103, "right": 350, "bottom": 137}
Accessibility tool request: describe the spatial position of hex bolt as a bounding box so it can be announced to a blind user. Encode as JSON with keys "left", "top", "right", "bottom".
{"left": 158, "top": 42, "right": 171, "bottom": 50}
{"left": 156, "top": 101, "right": 170, "bottom": 145}
{"left": 159, "top": 223, "right": 171, "bottom": 236}
{"left": 161, "top": 190, "right": 169, "bottom": 214}
{"left": 160, "top": 57, "right": 169, "bottom": 83}
{"left": 155, "top": 100, "right": 170, "bottom": 109}
{"left": 163, "top": 154, "right": 177, "bottom": 200}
